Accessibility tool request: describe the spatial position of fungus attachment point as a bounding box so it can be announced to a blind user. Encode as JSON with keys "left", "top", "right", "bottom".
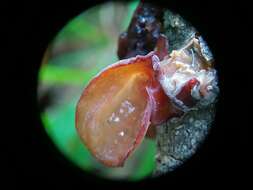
{"left": 75, "top": 53, "right": 175, "bottom": 167}
{"left": 155, "top": 37, "right": 218, "bottom": 111}
{"left": 75, "top": 37, "right": 218, "bottom": 167}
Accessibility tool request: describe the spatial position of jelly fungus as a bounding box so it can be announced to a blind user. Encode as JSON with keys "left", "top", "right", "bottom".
{"left": 76, "top": 37, "right": 218, "bottom": 167}
{"left": 76, "top": 52, "right": 178, "bottom": 166}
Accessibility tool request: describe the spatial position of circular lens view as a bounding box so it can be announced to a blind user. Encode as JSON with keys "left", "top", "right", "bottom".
{"left": 38, "top": 0, "right": 219, "bottom": 181}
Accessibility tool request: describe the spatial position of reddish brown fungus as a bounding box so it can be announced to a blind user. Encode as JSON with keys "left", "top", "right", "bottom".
{"left": 75, "top": 52, "right": 177, "bottom": 166}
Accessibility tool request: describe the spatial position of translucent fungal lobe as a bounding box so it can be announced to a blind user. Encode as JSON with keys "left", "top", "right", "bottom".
{"left": 75, "top": 52, "right": 175, "bottom": 167}
{"left": 75, "top": 37, "right": 218, "bottom": 167}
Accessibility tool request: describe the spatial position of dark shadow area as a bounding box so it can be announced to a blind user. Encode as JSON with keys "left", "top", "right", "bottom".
{"left": 3, "top": 0, "right": 251, "bottom": 188}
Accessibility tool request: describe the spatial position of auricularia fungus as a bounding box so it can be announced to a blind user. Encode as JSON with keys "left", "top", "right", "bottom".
{"left": 75, "top": 33, "right": 219, "bottom": 167}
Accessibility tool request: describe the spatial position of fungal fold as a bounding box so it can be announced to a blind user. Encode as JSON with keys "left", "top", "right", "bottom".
{"left": 75, "top": 37, "right": 218, "bottom": 167}
{"left": 153, "top": 37, "right": 219, "bottom": 111}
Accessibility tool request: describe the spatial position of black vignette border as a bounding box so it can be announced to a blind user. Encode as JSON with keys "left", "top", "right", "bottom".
{"left": 3, "top": 0, "right": 250, "bottom": 188}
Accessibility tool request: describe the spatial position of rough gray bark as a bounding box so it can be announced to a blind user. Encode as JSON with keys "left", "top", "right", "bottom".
{"left": 154, "top": 104, "right": 216, "bottom": 176}
{"left": 154, "top": 10, "right": 217, "bottom": 176}
{"left": 117, "top": 3, "right": 218, "bottom": 175}
{"left": 163, "top": 10, "right": 196, "bottom": 52}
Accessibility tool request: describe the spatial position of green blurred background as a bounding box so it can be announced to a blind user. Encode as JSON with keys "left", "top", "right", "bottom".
{"left": 37, "top": 0, "right": 156, "bottom": 181}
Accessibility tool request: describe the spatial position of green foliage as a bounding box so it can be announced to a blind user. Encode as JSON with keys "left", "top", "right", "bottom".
{"left": 38, "top": 0, "right": 156, "bottom": 181}
{"left": 39, "top": 64, "right": 98, "bottom": 85}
